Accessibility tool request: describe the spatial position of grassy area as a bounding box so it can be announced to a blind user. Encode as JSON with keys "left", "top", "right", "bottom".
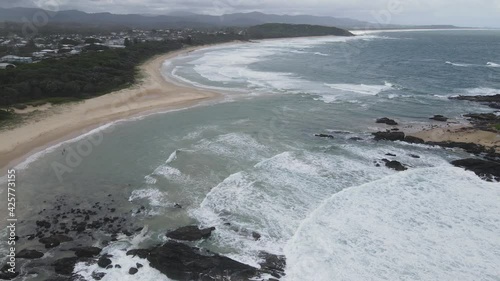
{"left": 494, "top": 124, "right": 500, "bottom": 131}
{"left": 25, "top": 97, "right": 83, "bottom": 106}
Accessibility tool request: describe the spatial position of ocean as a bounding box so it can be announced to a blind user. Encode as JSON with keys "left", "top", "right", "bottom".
{"left": 1, "top": 29, "right": 500, "bottom": 280}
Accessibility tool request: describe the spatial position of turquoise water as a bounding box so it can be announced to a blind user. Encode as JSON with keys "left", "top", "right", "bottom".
{"left": 1, "top": 30, "right": 499, "bottom": 280}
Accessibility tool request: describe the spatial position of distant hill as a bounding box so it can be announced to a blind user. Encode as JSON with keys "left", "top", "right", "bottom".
{"left": 247, "top": 23, "right": 354, "bottom": 39}
{"left": 0, "top": 8, "right": 374, "bottom": 29}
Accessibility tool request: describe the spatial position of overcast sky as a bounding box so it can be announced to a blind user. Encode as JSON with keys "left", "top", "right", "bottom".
{"left": 1, "top": 0, "right": 500, "bottom": 27}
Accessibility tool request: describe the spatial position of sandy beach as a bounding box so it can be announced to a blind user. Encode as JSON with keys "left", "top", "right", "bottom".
{"left": 0, "top": 45, "right": 222, "bottom": 172}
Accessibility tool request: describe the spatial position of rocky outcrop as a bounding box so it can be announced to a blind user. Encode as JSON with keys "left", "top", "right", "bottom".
{"left": 17, "top": 249, "right": 44, "bottom": 259}
{"left": 430, "top": 115, "right": 448, "bottom": 122}
{"left": 166, "top": 226, "right": 216, "bottom": 241}
{"left": 450, "top": 94, "right": 500, "bottom": 103}
{"left": 451, "top": 159, "right": 500, "bottom": 182}
{"left": 147, "top": 241, "right": 258, "bottom": 281}
{"left": 382, "top": 159, "right": 407, "bottom": 171}
{"left": 376, "top": 117, "right": 398, "bottom": 126}
{"left": 259, "top": 252, "right": 286, "bottom": 279}
{"left": 97, "top": 256, "right": 112, "bottom": 268}
{"left": 372, "top": 131, "right": 405, "bottom": 141}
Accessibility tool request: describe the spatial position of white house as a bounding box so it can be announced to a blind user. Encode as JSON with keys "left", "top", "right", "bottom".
{"left": 0, "top": 63, "right": 16, "bottom": 69}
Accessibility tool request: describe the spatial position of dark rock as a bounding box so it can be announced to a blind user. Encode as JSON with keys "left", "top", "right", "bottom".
{"left": 147, "top": 241, "right": 257, "bottom": 281}
{"left": 174, "top": 203, "right": 183, "bottom": 209}
{"left": 404, "top": 136, "right": 425, "bottom": 144}
{"left": 53, "top": 257, "right": 79, "bottom": 275}
{"left": 129, "top": 268, "right": 138, "bottom": 275}
{"left": 166, "top": 226, "right": 216, "bottom": 241}
{"left": 39, "top": 235, "right": 72, "bottom": 249}
{"left": 17, "top": 249, "right": 44, "bottom": 259}
{"left": 430, "top": 115, "right": 448, "bottom": 122}
{"left": 71, "top": 247, "right": 102, "bottom": 258}
{"left": 451, "top": 158, "right": 500, "bottom": 182}
{"left": 97, "top": 256, "right": 112, "bottom": 268}
{"left": 36, "top": 220, "right": 51, "bottom": 228}
{"left": 372, "top": 131, "right": 405, "bottom": 141}
{"left": 126, "top": 249, "right": 150, "bottom": 259}
{"left": 385, "top": 160, "right": 407, "bottom": 171}
{"left": 376, "top": 117, "right": 398, "bottom": 126}
{"left": 0, "top": 264, "right": 18, "bottom": 280}
{"left": 450, "top": 94, "right": 500, "bottom": 103}
{"left": 427, "top": 141, "right": 486, "bottom": 155}
{"left": 259, "top": 252, "right": 286, "bottom": 278}
{"left": 136, "top": 263, "right": 143, "bottom": 268}
{"left": 488, "top": 102, "right": 500, "bottom": 109}
{"left": 106, "top": 265, "right": 113, "bottom": 269}
{"left": 385, "top": 153, "right": 396, "bottom": 157}
{"left": 410, "top": 154, "right": 421, "bottom": 159}
{"left": 92, "top": 272, "right": 106, "bottom": 280}
{"left": 115, "top": 264, "right": 122, "bottom": 269}
{"left": 464, "top": 113, "right": 498, "bottom": 121}
{"left": 252, "top": 232, "right": 261, "bottom": 241}
{"left": 314, "top": 134, "right": 334, "bottom": 139}
{"left": 349, "top": 137, "right": 363, "bottom": 141}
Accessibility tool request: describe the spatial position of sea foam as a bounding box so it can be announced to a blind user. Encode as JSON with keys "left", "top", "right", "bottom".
{"left": 284, "top": 166, "right": 500, "bottom": 281}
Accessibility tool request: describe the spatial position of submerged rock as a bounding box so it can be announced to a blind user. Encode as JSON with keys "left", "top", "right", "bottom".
{"left": 71, "top": 246, "right": 102, "bottom": 258}
{"left": 451, "top": 158, "right": 500, "bottom": 182}
{"left": 147, "top": 241, "right": 257, "bottom": 280}
{"left": 17, "top": 249, "right": 44, "bottom": 259}
{"left": 166, "top": 226, "right": 216, "bottom": 241}
{"left": 53, "top": 257, "right": 79, "bottom": 275}
{"left": 376, "top": 117, "right": 398, "bottom": 126}
{"left": 314, "top": 134, "right": 334, "bottom": 139}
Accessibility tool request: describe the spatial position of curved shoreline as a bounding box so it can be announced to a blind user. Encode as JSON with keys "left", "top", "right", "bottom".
{"left": 0, "top": 45, "right": 225, "bottom": 173}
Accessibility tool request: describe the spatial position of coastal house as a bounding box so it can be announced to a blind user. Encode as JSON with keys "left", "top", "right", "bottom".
{"left": 0, "top": 63, "right": 16, "bottom": 69}
{"left": 0, "top": 55, "right": 33, "bottom": 64}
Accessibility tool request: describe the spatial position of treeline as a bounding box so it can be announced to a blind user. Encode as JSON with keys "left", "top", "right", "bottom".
{"left": 0, "top": 40, "right": 183, "bottom": 106}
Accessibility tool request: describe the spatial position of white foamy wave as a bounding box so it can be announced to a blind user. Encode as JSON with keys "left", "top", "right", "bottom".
{"left": 74, "top": 240, "right": 172, "bottom": 281}
{"left": 284, "top": 166, "right": 500, "bottom": 281}
{"left": 313, "top": 52, "right": 329, "bottom": 57}
{"left": 445, "top": 61, "right": 473, "bottom": 67}
{"left": 324, "top": 82, "right": 393, "bottom": 96}
{"left": 486, "top": 62, "right": 500, "bottom": 68}
{"left": 129, "top": 188, "right": 169, "bottom": 207}
{"left": 191, "top": 149, "right": 395, "bottom": 266}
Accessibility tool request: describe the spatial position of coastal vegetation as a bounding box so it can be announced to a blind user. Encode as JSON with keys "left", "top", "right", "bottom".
{"left": 247, "top": 23, "right": 354, "bottom": 38}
